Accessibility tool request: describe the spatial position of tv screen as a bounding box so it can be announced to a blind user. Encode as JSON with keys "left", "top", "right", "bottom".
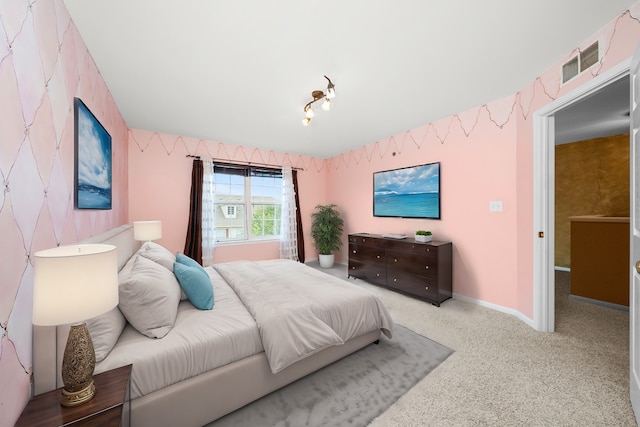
{"left": 373, "top": 162, "right": 440, "bottom": 219}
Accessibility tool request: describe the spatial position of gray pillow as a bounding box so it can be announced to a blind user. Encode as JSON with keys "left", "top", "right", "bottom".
{"left": 136, "top": 242, "right": 188, "bottom": 301}
{"left": 136, "top": 241, "right": 176, "bottom": 271}
{"left": 118, "top": 255, "right": 181, "bottom": 338}
{"left": 86, "top": 306, "right": 126, "bottom": 363}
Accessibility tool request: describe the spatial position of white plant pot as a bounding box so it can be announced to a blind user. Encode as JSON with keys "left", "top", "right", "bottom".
{"left": 415, "top": 235, "right": 432, "bottom": 243}
{"left": 318, "top": 254, "right": 335, "bottom": 268}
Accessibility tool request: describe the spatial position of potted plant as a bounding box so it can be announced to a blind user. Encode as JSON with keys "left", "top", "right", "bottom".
{"left": 415, "top": 230, "right": 432, "bottom": 243}
{"left": 311, "top": 204, "right": 344, "bottom": 268}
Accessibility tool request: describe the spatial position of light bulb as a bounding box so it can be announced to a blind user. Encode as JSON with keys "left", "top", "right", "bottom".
{"left": 302, "top": 117, "right": 311, "bottom": 126}
{"left": 305, "top": 107, "right": 314, "bottom": 118}
{"left": 322, "top": 98, "right": 331, "bottom": 111}
{"left": 326, "top": 87, "right": 335, "bottom": 99}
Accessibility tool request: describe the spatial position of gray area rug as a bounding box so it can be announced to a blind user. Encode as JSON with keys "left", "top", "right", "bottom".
{"left": 209, "top": 325, "right": 453, "bottom": 427}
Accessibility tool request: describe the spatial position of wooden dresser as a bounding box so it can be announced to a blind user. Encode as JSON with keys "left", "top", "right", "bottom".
{"left": 348, "top": 233, "right": 452, "bottom": 306}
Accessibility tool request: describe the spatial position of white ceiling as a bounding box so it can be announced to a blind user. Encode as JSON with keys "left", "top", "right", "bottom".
{"left": 63, "top": 0, "right": 636, "bottom": 158}
{"left": 555, "top": 75, "right": 630, "bottom": 144}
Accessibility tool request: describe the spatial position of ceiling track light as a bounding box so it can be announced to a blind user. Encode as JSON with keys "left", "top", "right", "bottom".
{"left": 302, "top": 75, "right": 335, "bottom": 126}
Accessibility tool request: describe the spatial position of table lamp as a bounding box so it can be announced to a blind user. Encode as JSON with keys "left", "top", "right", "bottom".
{"left": 32, "top": 244, "right": 118, "bottom": 407}
{"left": 133, "top": 220, "right": 162, "bottom": 242}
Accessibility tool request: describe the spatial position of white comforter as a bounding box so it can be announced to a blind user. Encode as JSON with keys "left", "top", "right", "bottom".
{"left": 213, "top": 259, "right": 393, "bottom": 373}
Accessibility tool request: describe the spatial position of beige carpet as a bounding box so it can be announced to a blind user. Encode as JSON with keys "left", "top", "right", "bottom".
{"left": 308, "top": 262, "right": 635, "bottom": 426}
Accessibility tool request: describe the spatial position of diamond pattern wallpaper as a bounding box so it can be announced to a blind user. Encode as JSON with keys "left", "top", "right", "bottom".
{"left": 0, "top": 1, "right": 128, "bottom": 424}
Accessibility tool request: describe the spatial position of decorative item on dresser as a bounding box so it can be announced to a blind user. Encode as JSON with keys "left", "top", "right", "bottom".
{"left": 348, "top": 233, "right": 452, "bottom": 306}
{"left": 415, "top": 230, "right": 432, "bottom": 243}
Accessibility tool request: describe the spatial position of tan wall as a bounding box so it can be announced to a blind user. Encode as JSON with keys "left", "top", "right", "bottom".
{"left": 555, "top": 133, "right": 630, "bottom": 268}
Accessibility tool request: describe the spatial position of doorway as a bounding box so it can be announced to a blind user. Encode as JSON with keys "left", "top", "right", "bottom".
{"left": 533, "top": 60, "right": 631, "bottom": 332}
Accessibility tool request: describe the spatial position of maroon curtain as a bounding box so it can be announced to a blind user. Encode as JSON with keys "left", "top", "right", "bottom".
{"left": 183, "top": 159, "right": 203, "bottom": 264}
{"left": 293, "top": 170, "right": 305, "bottom": 263}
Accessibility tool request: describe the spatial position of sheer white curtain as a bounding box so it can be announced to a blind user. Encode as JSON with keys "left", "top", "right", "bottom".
{"left": 202, "top": 159, "right": 216, "bottom": 266}
{"left": 280, "top": 166, "right": 298, "bottom": 261}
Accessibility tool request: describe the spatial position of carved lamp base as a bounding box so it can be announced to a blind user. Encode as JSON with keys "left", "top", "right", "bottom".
{"left": 60, "top": 323, "right": 97, "bottom": 407}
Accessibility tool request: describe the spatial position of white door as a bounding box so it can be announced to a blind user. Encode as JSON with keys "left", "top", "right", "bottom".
{"left": 630, "top": 40, "right": 640, "bottom": 419}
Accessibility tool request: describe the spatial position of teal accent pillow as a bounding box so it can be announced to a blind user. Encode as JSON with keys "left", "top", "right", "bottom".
{"left": 173, "top": 261, "right": 214, "bottom": 310}
{"left": 176, "top": 252, "right": 204, "bottom": 268}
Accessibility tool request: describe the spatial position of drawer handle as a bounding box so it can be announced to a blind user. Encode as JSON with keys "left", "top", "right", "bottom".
{"left": 352, "top": 250, "right": 357, "bottom": 253}
{"left": 427, "top": 248, "right": 430, "bottom": 252}
{"left": 394, "top": 258, "right": 398, "bottom": 262}
{"left": 377, "top": 255, "right": 380, "bottom": 259}
{"left": 425, "top": 266, "right": 429, "bottom": 269}
{"left": 376, "top": 273, "right": 380, "bottom": 277}
{"left": 425, "top": 286, "right": 429, "bottom": 291}
{"left": 351, "top": 266, "right": 355, "bottom": 270}
{"left": 393, "top": 278, "right": 397, "bottom": 282}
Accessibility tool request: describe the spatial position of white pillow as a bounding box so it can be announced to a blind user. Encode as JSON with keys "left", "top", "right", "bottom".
{"left": 136, "top": 241, "right": 176, "bottom": 271}
{"left": 86, "top": 306, "right": 126, "bottom": 363}
{"left": 118, "top": 255, "right": 181, "bottom": 338}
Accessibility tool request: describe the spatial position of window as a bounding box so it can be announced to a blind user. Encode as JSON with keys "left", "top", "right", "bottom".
{"left": 212, "top": 164, "right": 282, "bottom": 243}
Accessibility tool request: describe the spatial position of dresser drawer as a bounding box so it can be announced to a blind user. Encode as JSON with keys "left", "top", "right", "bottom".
{"left": 387, "top": 270, "right": 438, "bottom": 300}
{"left": 387, "top": 251, "right": 437, "bottom": 278}
{"left": 348, "top": 234, "right": 385, "bottom": 247}
{"left": 412, "top": 244, "right": 438, "bottom": 257}
{"left": 349, "top": 243, "right": 385, "bottom": 264}
{"left": 384, "top": 239, "right": 414, "bottom": 252}
{"left": 348, "top": 260, "right": 386, "bottom": 285}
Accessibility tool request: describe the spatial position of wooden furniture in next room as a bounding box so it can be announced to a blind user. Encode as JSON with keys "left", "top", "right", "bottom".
{"left": 348, "top": 233, "right": 453, "bottom": 306}
{"left": 569, "top": 215, "right": 630, "bottom": 307}
{"left": 17, "top": 364, "right": 132, "bottom": 427}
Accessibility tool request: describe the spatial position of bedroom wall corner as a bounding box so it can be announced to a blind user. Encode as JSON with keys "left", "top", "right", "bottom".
{"left": 0, "top": 0, "right": 129, "bottom": 424}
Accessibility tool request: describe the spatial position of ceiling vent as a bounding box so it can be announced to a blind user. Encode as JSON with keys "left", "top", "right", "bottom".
{"left": 562, "top": 41, "right": 599, "bottom": 84}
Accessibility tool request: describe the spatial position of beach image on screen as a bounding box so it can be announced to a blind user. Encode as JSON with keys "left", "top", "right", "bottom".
{"left": 374, "top": 163, "right": 440, "bottom": 218}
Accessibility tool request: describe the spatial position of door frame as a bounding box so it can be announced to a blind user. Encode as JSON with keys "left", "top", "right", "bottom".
{"left": 532, "top": 60, "right": 631, "bottom": 332}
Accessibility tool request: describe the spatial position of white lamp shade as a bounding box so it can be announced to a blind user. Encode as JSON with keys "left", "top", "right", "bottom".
{"left": 133, "top": 220, "right": 162, "bottom": 241}
{"left": 33, "top": 244, "right": 118, "bottom": 326}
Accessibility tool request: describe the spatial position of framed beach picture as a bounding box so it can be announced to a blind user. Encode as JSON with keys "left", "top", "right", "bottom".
{"left": 74, "top": 98, "right": 112, "bottom": 210}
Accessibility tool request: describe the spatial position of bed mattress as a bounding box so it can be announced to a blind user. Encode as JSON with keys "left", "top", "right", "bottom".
{"left": 94, "top": 268, "right": 263, "bottom": 399}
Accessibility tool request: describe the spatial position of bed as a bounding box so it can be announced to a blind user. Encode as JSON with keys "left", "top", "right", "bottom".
{"left": 33, "top": 225, "right": 393, "bottom": 426}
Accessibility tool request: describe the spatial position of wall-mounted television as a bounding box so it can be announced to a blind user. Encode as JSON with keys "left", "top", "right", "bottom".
{"left": 373, "top": 162, "right": 440, "bottom": 219}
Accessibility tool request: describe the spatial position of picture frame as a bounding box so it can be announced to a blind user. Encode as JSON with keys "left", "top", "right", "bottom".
{"left": 74, "top": 97, "right": 112, "bottom": 210}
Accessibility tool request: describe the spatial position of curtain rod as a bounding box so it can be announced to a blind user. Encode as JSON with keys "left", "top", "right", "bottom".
{"left": 186, "top": 155, "right": 303, "bottom": 171}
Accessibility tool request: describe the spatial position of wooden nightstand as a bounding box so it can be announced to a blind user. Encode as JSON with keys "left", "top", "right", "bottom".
{"left": 17, "top": 364, "right": 132, "bottom": 427}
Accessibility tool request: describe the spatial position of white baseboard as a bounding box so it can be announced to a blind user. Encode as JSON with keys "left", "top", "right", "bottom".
{"left": 452, "top": 292, "right": 535, "bottom": 328}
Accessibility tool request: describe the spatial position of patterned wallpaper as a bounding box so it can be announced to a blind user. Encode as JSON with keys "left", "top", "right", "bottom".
{"left": 0, "top": 1, "right": 128, "bottom": 425}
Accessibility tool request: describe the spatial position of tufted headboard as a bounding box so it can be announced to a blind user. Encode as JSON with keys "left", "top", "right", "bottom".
{"left": 33, "top": 225, "right": 141, "bottom": 395}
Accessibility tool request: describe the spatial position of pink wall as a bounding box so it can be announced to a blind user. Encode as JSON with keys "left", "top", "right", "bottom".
{"left": 0, "top": 0, "right": 129, "bottom": 424}
{"left": 128, "top": 129, "right": 328, "bottom": 263}
{"left": 327, "top": 99, "right": 519, "bottom": 308}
